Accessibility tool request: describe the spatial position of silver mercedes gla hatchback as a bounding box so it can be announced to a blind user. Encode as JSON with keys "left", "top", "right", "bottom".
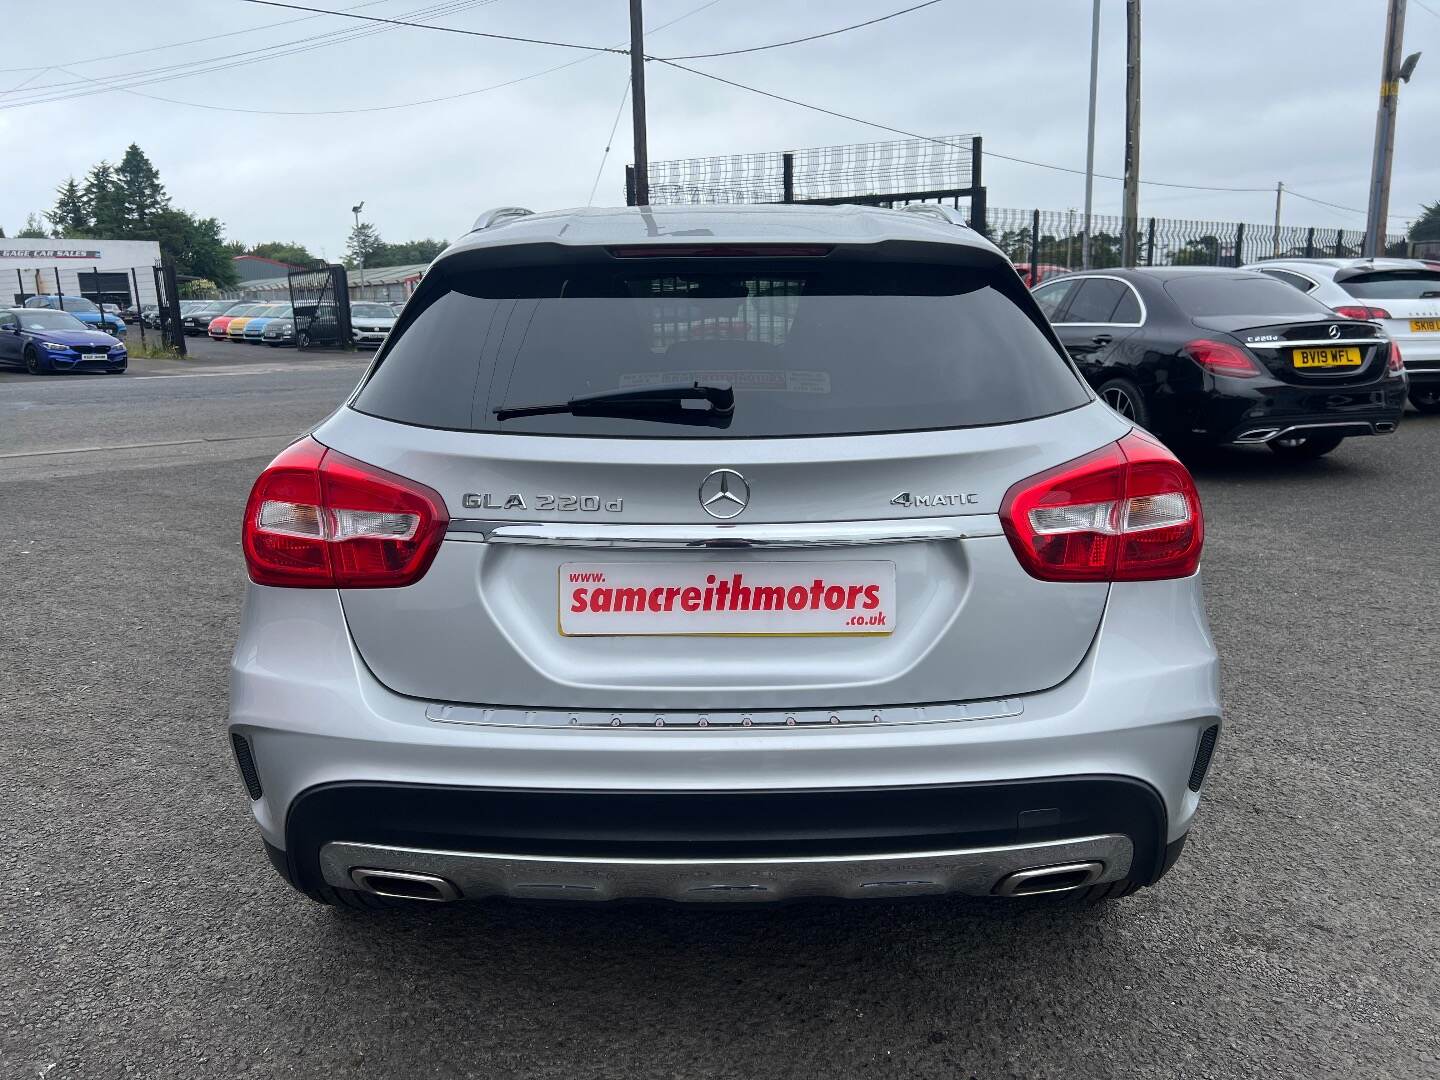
{"left": 230, "top": 203, "right": 1221, "bottom": 908}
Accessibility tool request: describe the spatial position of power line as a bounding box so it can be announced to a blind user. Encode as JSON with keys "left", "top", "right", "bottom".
{"left": 6, "top": 0, "right": 720, "bottom": 118}
{"left": 1, "top": 0, "right": 498, "bottom": 103}
{"left": 1414, "top": 0, "right": 1440, "bottom": 20}
{"left": 654, "top": 58, "right": 1414, "bottom": 223}
{"left": 588, "top": 75, "right": 632, "bottom": 206}
{"left": 655, "top": 0, "right": 945, "bottom": 60}
{"left": 239, "top": 0, "right": 626, "bottom": 53}
{"left": 0, "top": 0, "right": 393, "bottom": 75}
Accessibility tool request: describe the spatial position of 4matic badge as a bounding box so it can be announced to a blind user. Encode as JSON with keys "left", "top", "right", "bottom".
{"left": 890, "top": 491, "right": 980, "bottom": 508}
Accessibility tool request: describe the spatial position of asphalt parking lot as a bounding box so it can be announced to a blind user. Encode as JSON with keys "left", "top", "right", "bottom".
{"left": 1, "top": 351, "right": 1437, "bottom": 1079}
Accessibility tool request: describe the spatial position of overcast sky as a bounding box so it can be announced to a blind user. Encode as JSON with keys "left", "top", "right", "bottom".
{"left": 2, "top": 0, "right": 1436, "bottom": 256}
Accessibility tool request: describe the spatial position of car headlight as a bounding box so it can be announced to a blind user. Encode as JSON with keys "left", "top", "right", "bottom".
{"left": 39, "top": 341, "right": 75, "bottom": 351}
{"left": 109, "top": 344, "right": 126, "bottom": 353}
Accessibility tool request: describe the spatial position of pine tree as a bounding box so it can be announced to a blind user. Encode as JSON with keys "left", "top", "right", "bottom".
{"left": 48, "top": 177, "right": 91, "bottom": 236}
{"left": 17, "top": 213, "right": 49, "bottom": 239}
{"left": 345, "top": 222, "right": 384, "bottom": 268}
{"left": 115, "top": 143, "right": 169, "bottom": 227}
{"left": 83, "top": 161, "right": 127, "bottom": 235}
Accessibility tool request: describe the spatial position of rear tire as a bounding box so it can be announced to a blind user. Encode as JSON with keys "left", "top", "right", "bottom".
{"left": 1267, "top": 432, "right": 1344, "bottom": 459}
{"left": 1097, "top": 377, "right": 1151, "bottom": 428}
{"left": 1410, "top": 387, "right": 1440, "bottom": 414}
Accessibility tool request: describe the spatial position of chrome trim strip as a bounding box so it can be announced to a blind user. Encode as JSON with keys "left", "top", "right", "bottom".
{"left": 1245, "top": 338, "right": 1381, "bottom": 348}
{"left": 425, "top": 697, "right": 1024, "bottom": 730}
{"left": 319, "top": 834, "right": 1133, "bottom": 902}
{"left": 1233, "top": 420, "right": 1385, "bottom": 444}
{"left": 445, "top": 515, "right": 1003, "bottom": 548}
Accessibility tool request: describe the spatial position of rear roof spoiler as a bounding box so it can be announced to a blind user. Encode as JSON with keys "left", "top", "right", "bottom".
{"left": 898, "top": 203, "right": 972, "bottom": 229}
{"left": 469, "top": 207, "right": 534, "bottom": 234}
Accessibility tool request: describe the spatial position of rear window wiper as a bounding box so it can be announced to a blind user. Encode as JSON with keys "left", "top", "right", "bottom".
{"left": 493, "top": 381, "right": 735, "bottom": 427}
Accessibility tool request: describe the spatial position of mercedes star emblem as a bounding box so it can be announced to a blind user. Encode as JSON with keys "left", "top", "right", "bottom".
{"left": 1328, "top": 324, "right": 1341, "bottom": 338}
{"left": 699, "top": 469, "right": 750, "bottom": 519}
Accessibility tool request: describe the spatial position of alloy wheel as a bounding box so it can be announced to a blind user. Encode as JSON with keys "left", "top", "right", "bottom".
{"left": 1102, "top": 386, "right": 1138, "bottom": 420}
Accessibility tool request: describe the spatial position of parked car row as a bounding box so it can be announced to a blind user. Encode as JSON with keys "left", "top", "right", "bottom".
{"left": 1028, "top": 256, "right": 1436, "bottom": 459}
{"left": 170, "top": 298, "right": 402, "bottom": 347}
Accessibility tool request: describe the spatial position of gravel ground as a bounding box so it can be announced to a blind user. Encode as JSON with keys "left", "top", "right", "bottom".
{"left": 1, "top": 357, "right": 1436, "bottom": 1079}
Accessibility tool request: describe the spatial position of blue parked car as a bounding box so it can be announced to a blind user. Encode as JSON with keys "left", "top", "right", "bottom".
{"left": 0, "top": 307, "right": 127, "bottom": 374}
{"left": 22, "top": 294, "right": 127, "bottom": 336}
{"left": 242, "top": 302, "right": 294, "bottom": 343}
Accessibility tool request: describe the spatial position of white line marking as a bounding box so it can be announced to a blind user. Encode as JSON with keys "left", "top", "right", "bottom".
{"left": 0, "top": 433, "right": 296, "bottom": 460}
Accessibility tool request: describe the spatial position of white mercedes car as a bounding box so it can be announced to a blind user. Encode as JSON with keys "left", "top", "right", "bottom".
{"left": 1241, "top": 258, "right": 1440, "bottom": 412}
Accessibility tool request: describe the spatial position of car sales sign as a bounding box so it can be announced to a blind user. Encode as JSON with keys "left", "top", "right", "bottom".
{"left": 0, "top": 248, "right": 104, "bottom": 260}
{"left": 560, "top": 561, "right": 896, "bottom": 636}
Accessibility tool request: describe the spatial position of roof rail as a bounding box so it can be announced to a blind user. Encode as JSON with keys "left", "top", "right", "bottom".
{"left": 470, "top": 206, "right": 534, "bottom": 233}
{"left": 898, "top": 203, "right": 971, "bottom": 229}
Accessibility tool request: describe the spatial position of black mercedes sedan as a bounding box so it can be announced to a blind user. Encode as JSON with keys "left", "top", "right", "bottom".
{"left": 1032, "top": 268, "right": 1407, "bottom": 459}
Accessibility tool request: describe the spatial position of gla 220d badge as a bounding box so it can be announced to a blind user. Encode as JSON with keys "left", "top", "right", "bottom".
{"left": 461, "top": 492, "right": 625, "bottom": 512}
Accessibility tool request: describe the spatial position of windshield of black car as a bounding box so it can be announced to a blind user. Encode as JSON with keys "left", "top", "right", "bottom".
{"left": 20, "top": 311, "right": 89, "bottom": 331}
{"left": 351, "top": 249, "right": 1087, "bottom": 438}
{"left": 1338, "top": 270, "right": 1440, "bottom": 300}
{"left": 1165, "top": 274, "right": 1337, "bottom": 318}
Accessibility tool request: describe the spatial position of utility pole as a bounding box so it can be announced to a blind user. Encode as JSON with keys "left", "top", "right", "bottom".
{"left": 1082, "top": 0, "right": 1100, "bottom": 269}
{"left": 629, "top": 0, "right": 650, "bottom": 206}
{"left": 1120, "top": 0, "right": 1142, "bottom": 267}
{"left": 1364, "top": 0, "right": 1413, "bottom": 256}
{"left": 351, "top": 201, "right": 366, "bottom": 289}
{"left": 1273, "top": 181, "right": 1284, "bottom": 257}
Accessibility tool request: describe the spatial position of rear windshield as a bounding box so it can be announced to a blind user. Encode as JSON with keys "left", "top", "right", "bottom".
{"left": 1338, "top": 270, "right": 1440, "bottom": 300}
{"left": 1165, "top": 274, "right": 1336, "bottom": 318}
{"left": 352, "top": 250, "right": 1086, "bottom": 438}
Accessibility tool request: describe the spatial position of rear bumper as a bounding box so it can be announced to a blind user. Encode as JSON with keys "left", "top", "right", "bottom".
{"left": 229, "top": 574, "right": 1221, "bottom": 901}
{"left": 1174, "top": 374, "right": 1407, "bottom": 444}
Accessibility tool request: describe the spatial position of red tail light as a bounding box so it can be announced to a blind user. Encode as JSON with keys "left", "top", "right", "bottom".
{"left": 1333, "top": 305, "right": 1392, "bottom": 321}
{"left": 1389, "top": 339, "right": 1404, "bottom": 373}
{"left": 1000, "top": 430, "right": 1204, "bottom": 582}
{"left": 1183, "top": 339, "right": 1261, "bottom": 378}
{"left": 242, "top": 436, "right": 449, "bottom": 588}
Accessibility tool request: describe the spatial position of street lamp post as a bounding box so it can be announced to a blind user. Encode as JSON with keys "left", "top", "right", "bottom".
{"left": 351, "top": 201, "right": 366, "bottom": 292}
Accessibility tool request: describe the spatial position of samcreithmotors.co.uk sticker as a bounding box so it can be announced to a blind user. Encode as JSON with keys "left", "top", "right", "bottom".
{"left": 559, "top": 561, "right": 896, "bottom": 636}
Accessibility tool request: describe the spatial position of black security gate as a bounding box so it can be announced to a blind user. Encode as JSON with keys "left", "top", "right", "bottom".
{"left": 287, "top": 265, "right": 352, "bottom": 350}
{"left": 151, "top": 257, "right": 186, "bottom": 356}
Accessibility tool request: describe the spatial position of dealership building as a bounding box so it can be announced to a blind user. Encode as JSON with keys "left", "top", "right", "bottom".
{"left": 2, "top": 238, "right": 164, "bottom": 309}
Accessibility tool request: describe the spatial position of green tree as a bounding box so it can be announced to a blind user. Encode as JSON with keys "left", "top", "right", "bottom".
{"left": 115, "top": 143, "right": 170, "bottom": 226}
{"left": 223, "top": 239, "right": 248, "bottom": 256}
{"left": 48, "top": 177, "right": 90, "bottom": 236}
{"left": 16, "top": 213, "right": 49, "bottom": 238}
{"left": 345, "top": 222, "right": 384, "bottom": 269}
{"left": 82, "top": 161, "right": 126, "bottom": 235}
{"left": 143, "top": 210, "right": 238, "bottom": 288}
{"left": 1410, "top": 201, "right": 1440, "bottom": 243}
{"left": 247, "top": 240, "right": 315, "bottom": 266}
{"left": 371, "top": 237, "right": 447, "bottom": 266}
{"left": 1171, "top": 235, "right": 1223, "bottom": 266}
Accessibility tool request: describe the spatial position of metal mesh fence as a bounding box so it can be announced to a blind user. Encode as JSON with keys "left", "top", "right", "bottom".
{"left": 962, "top": 205, "right": 1409, "bottom": 272}
{"left": 646, "top": 136, "right": 980, "bottom": 206}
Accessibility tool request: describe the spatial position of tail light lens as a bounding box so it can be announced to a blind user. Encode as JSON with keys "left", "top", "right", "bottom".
{"left": 1333, "top": 305, "right": 1392, "bottom": 320}
{"left": 1000, "top": 430, "right": 1204, "bottom": 582}
{"left": 1388, "top": 340, "right": 1404, "bottom": 373}
{"left": 1183, "top": 339, "right": 1261, "bottom": 378}
{"left": 242, "top": 436, "right": 449, "bottom": 588}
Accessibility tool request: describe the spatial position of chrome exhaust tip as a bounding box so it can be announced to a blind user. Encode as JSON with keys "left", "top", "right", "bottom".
{"left": 350, "top": 867, "right": 461, "bottom": 902}
{"left": 1374, "top": 421, "right": 1396, "bottom": 434}
{"left": 993, "top": 861, "right": 1105, "bottom": 897}
{"left": 1234, "top": 428, "right": 1279, "bottom": 444}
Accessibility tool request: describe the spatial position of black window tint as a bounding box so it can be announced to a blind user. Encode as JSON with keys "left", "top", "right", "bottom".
{"left": 352, "top": 253, "right": 1088, "bottom": 438}
{"left": 1064, "top": 279, "right": 1127, "bottom": 323}
{"left": 1032, "top": 278, "right": 1080, "bottom": 321}
{"left": 1338, "top": 270, "right": 1440, "bottom": 300}
{"left": 1164, "top": 274, "right": 1335, "bottom": 318}
{"left": 1111, "top": 286, "right": 1142, "bottom": 323}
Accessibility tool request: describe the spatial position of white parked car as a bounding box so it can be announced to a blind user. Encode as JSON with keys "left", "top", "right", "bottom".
{"left": 1241, "top": 258, "right": 1440, "bottom": 413}
{"left": 350, "top": 301, "right": 397, "bottom": 348}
